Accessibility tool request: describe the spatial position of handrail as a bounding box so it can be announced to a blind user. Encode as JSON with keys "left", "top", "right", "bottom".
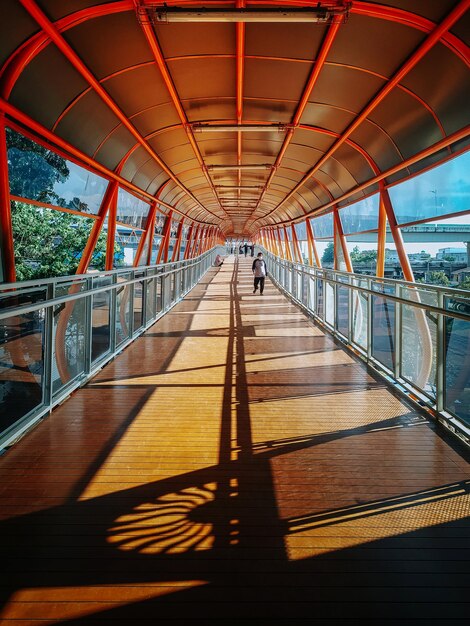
{"left": 261, "top": 247, "right": 470, "bottom": 448}
{"left": 0, "top": 246, "right": 222, "bottom": 449}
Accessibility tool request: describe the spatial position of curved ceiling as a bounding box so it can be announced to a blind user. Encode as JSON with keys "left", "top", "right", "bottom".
{"left": 1, "top": 0, "right": 469, "bottom": 235}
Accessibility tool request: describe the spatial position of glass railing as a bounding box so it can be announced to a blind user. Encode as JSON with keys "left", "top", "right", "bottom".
{"left": 263, "top": 249, "right": 470, "bottom": 447}
{"left": 0, "top": 247, "right": 222, "bottom": 448}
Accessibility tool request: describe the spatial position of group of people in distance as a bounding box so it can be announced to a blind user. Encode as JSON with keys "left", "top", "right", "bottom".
{"left": 214, "top": 248, "right": 267, "bottom": 296}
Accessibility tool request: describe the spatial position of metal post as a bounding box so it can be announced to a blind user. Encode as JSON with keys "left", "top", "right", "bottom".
{"left": 0, "top": 113, "right": 16, "bottom": 282}
{"left": 105, "top": 184, "right": 119, "bottom": 271}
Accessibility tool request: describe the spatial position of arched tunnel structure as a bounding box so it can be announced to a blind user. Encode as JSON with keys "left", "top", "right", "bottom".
{"left": 0, "top": 2, "right": 469, "bottom": 623}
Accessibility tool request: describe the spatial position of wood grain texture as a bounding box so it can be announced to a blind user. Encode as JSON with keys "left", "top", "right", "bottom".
{"left": 0, "top": 256, "right": 469, "bottom": 625}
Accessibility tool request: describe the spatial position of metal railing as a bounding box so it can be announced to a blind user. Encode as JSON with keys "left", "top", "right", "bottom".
{"left": 263, "top": 248, "right": 470, "bottom": 447}
{"left": 0, "top": 247, "right": 222, "bottom": 449}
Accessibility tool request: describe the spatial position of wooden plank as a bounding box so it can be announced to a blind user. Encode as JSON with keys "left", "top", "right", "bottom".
{"left": 0, "top": 256, "right": 469, "bottom": 623}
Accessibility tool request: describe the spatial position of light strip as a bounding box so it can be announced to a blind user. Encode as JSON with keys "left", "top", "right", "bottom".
{"left": 216, "top": 185, "right": 263, "bottom": 190}
{"left": 147, "top": 6, "right": 351, "bottom": 23}
{"left": 192, "top": 123, "right": 292, "bottom": 133}
{"left": 207, "top": 164, "right": 273, "bottom": 171}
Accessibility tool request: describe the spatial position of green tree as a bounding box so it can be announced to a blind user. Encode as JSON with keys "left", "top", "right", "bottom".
{"left": 424, "top": 271, "right": 450, "bottom": 286}
{"left": 443, "top": 255, "right": 455, "bottom": 262}
{"left": 459, "top": 276, "right": 470, "bottom": 289}
{"left": 6, "top": 128, "right": 122, "bottom": 280}
{"left": 350, "top": 245, "right": 361, "bottom": 262}
{"left": 321, "top": 242, "right": 334, "bottom": 264}
{"left": 11, "top": 202, "right": 109, "bottom": 281}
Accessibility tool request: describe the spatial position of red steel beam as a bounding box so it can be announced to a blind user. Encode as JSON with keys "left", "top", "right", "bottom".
{"left": 252, "top": 17, "right": 343, "bottom": 216}
{"left": 18, "top": 0, "right": 213, "bottom": 220}
{"left": 133, "top": 1, "right": 229, "bottom": 224}
{"left": 77, "top": 179, "right": 119, "bottom": 275}
{"left": 0, "top": 112, "right": 15, "bottom": 282}
{"left": 0, "top": 98, "right": 198, "bottom": 221}
{"left": 256, "top": 0, "right": 470, "bottom": 225}
{"left": 376, "top": 192, "right": 387, "bottom": 278}
{"left": 105, "top": 184, "right": 119, "bottom": 271}
{"left": 183, "top": 224, "right": 194, "bottom": 260}
{"left": 156, "top": 210, "right": 173, "bottom": 264}
{"left": 172, "top": 219, "right": 185, "bottom": 262}
{"left": 260, "top": 123, "right": 470, "bottom": 229}
{"left": 379, "top": 182, "right": 414, "bottom": 282}
{"left": 333, "top": 208, "right": 353, "bottom": 273}
{"left": 305, "top": 218, "right": 321, "bottom": 267}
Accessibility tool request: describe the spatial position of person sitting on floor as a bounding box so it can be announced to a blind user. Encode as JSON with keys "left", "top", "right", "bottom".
{"left": 215, "top": 254, "right": 224, "bottom": 267}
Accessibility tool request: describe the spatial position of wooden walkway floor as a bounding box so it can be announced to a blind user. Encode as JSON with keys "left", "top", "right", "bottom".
{"left": 1, "top": 256, "right": 469, "bottom": 625}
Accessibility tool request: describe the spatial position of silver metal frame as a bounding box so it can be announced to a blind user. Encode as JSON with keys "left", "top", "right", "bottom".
{"left": 262, "top": 248, "right": 470, "bottom": 448}
{"left": 0, "top": 247, "right": 222, "bottom": 449}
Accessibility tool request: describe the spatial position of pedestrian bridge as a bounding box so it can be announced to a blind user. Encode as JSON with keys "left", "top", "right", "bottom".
{"left": 0, "top": 255, "right": 469, "bottom": 623}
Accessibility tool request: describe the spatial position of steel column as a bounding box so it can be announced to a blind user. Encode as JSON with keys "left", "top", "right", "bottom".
{"left": 171, "top": 219, "right": 184, "bottom": 262}
{"left": 305, "top": 218, "right": 321, "bottom": 267}
{"left": 376, "top": 192, "right": 387, "bottom": 278}
{"left": 156, "top": 210, "right": 173, "bottom": 264}
{"left": 333, "top": 209, "right": 353, "bottom": 272}
{"left": 0, "top": 112, "right": 15, "bottom": 282}
{"left": 105, "top": 185, "right": 119, "bottom": 271}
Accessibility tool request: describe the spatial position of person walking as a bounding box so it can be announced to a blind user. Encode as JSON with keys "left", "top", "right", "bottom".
{"left": 252, "top": 252, "right": 267, "bottom": 295}
{"left": 244, "top": 242, "right": 248, "bottom": 257}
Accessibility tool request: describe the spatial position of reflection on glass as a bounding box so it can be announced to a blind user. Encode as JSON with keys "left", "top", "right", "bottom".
{"left": 146, "top": 278, "right": 156, "bottom": 321}
{"left": 371, "top": 288, "right": 396, "bottom": 371}
{"left": 401, "top": 289, "right": 437, "bottom": 398}
{"left": 339, "top": 194, "right": 379, "bottom": 234}
{"left": 7, "top": 128, "right": 108, "bottom": 214}
{"left": 336, "top": 283, "right": 349, "bottom": 338}
{"left": 116, "top": 275, "right": 131, "bottom": 346}
{"left": 117, "top": 189, "right": 151, "bottom": 229}
{"left": 134, "top": 278, "right": 144, "bottom": 332}
{"left": 311, "top": 212, "right": 334, "bottom": 239}
{"left": 52, "top": 282, "right": 87, "bottom": 397}
{"left": 445, "top": 297, "right": 470, "bottom": 425}
{"left": 325, "top": 281, "right": 334, "bottom": 326}
{"left": 0, "top": 308, "right": 44, "bottom": 433}
{"left": 388, "top": 151, "right": 470, "bottom": 225}
{"left": 156, "top": 277, "right": 163, "bottom": 313}
{"left": 92, "top": 278, "right": 111, "bottom": 363}
{"left": 308, "top": 275, "right": 315, "bottom": 312}
{"left": 352, "top": 288, "right": 367, "bottom": 349}
{"left": 316, "top": 278, "right": 324, "bottom": 319}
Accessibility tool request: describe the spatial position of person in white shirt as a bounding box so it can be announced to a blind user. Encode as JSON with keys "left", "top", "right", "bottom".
{"left": 252, "top": 252, "right": 267, "bottom": 295}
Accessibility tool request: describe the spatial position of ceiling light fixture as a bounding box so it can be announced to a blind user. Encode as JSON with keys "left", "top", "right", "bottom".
{"left": 143, "top": 4, "right": 351, "bottom": 24}
{"left": 192, "top": 123, "right": 292, "bottom": 133}
{"left": 207, "top": 164, "right": 273, "bottom": 171}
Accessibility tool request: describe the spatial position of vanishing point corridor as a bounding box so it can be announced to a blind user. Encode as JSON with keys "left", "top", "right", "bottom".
{"left": 0, "top": 256, "right": 469, "bottom": 624}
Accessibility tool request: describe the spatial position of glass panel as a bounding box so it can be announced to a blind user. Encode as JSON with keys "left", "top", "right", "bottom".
{"left": 325, "top": 280, "right": 334, "bottom": 326}
{"left": 146, "top": 277, "right": 156, "bottom": 322}
{"left": 400, "top": 288, "right": 438, "bottom": 398}
{"left": 388, "top": 151, "right": 470, "bottom": 225}
{"left": 156, "top": 276, "right": 163, "bottom": 313}
{"left": 352, "top": 284, "right": 368, "bottom": 349}
{"left": 0, "top": 307, "right": 45, "bottom": 435}
{"left": 371, "top": 285, "right": 396, "bottom": 371}
{"left": 52, "top": 281, "right": 87, "bottom": 397}
{"left": 115, "top": 229, "right": 144, "bottom": 267}
{"left": 116, "top": 188, "right": 151, "bottom": 229}
{"left": 308, "top": 274, "right": 315, "bottom": 313}
{"left": 339, "top": 194, "right": 379, "bottom": 234}
{"left": 294, "top": 222, "right": 307, "bottom": 241}
{"left": 91, "top": 277, "right": 111, "bottom": 363}
{"left": 7, "top": 128, "right": 108, "bottom": 215}
{"left": 336, "top": 280, "right": 350, "bottom": 338}
{"left": 316, "top": 277, "right": 324, "bottom": 319}
{"left": 444, "top": 296, "right": 470, "bottom": 425}
{"left": 134, "top": 276, "right": 145, "bottom": 332}
{"left": 311, "top": 212, "right": 334, "bottom": 239}
{"left": 116, "top": 274, "right": 131, "bottom": 347}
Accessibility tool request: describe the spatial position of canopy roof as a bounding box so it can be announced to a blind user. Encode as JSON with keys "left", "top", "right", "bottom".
{"left": 1, "top": 0, "right": 469, "bottom": 235}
